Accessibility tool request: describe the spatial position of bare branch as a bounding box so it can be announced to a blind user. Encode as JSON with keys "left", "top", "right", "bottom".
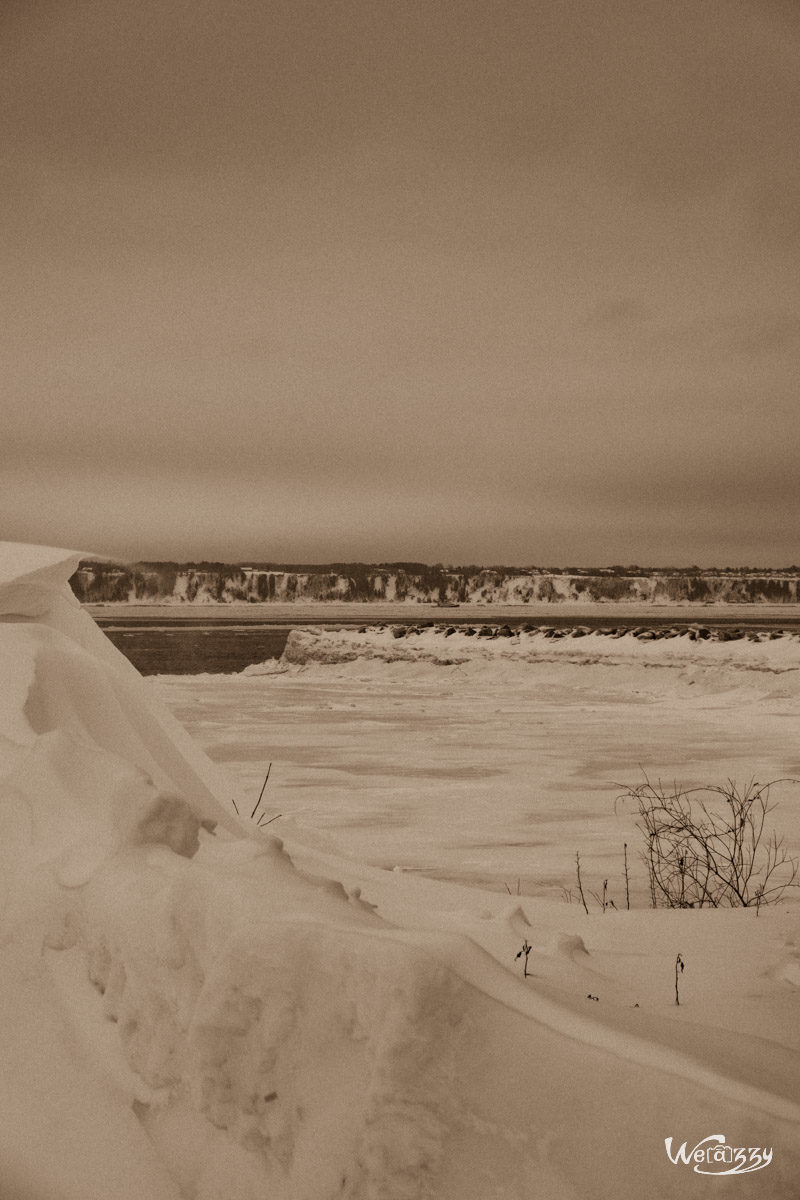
{"left": 618, "top": 776, "right": 800, "bottom": 909}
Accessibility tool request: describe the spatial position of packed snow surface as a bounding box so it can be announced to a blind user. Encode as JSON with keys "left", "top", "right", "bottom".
{"left": 162, "top": 625, "right": 800, "bottom": 899}
{"left": 2, "top": 544, "right": 800, "bottom": 1198}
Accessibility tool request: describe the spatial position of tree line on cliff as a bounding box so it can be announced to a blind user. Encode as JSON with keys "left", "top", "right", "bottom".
{"left": 69, "top": 561, "right": 800, "bottom": 605}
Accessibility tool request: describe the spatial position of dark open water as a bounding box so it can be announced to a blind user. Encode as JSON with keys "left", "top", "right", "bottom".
{"left": 93, "top": 611, "right": 800, "bottom": 675}
{"left": 101, "top": 624, "right": 292, "bottom": 674}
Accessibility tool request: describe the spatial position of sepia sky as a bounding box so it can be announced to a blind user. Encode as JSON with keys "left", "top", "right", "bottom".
{"left": 2, "top": 1, "right": 800, "bottom": 566}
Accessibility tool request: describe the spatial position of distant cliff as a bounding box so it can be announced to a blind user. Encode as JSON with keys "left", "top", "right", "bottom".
{"left": 70, "top": 561, "right": 800, "bottom": 605}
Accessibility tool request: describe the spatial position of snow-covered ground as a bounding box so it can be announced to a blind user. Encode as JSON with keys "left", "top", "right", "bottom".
{"left": 157, "top": 625, "right": 800, "bottom": 903}
{"left": 2, "top": 544, "right": 800, "bottom": 1198}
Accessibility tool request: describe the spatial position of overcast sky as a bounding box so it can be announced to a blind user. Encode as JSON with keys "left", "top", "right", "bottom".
{"left": 2, "top": 1, "right": 799, "bottom": 566}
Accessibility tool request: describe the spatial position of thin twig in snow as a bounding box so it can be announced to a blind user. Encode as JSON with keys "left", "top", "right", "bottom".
{"left": 251, "top": 762, "right": 272, "bottom": 820}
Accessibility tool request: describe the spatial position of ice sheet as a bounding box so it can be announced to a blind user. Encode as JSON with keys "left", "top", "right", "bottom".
{"left": 156, "top": 627, "right": 800, "bottom": 901}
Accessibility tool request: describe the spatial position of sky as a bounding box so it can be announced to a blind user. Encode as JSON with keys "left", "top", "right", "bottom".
{"left": 2, "top": 0, "right": 800, "bottom": 567}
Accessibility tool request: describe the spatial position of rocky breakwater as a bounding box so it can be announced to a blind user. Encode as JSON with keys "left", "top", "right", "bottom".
{"left": 381, "top": 622, "right": 792, "bottom": 644}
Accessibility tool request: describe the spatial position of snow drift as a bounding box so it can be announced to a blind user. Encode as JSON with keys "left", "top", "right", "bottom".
{"left": 251, "top": 621, "right": 800, "bottom": 679}
{"left": 2, "top": 543, "right": 800, "bottom": 1198}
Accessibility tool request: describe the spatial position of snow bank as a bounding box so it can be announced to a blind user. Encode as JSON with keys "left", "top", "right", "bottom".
{"left": 247, "top": 622, "right": 800, "bottom": 679}
{"left": 3, "top": 543, "right": 800, "bottom": 1198}
{"left": 0, "top": 543, "right": 244, "bottom": 882}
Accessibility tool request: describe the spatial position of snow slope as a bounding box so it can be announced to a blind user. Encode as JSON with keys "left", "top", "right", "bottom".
{"left": 2, "top": 544, "right": 800, "bottom": 1198}
{"left": 271, "top": 621, "right": 800, "bottom": 674}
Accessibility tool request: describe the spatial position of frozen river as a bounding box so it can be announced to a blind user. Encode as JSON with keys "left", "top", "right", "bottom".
{"left": 153, "top": 626, "right": 800, "bottom": 904}
{"left": 91, "top": 600, "right": 800, "bottom": 673}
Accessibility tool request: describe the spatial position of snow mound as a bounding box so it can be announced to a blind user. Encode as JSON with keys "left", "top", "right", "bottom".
{"left": 241, "top": 657, "right": 290, "bottom": 676}
{"left": 81, "top": 850, "right": 467, "bottom": 1199}
{"left": 264, "top": 624, "right": 800, "bottom": 678}
{"left": 769, "top": 953, "right": 800, "bottom": 987}
{"left": 553, "top": 933, "right": 590, "bottom": 959}
{"left": 1, "top": 545, "right": 488, "bottom": 1195}
{"left": 503, "top": 903, "right": 532, "bottom": 933}
{"left": 0, "top": 543, "right": 245, "bottom": 885}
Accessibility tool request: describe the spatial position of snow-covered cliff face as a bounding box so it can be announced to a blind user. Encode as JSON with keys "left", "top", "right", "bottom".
{"left": 71, "top": 562, "right": 800, "bottom": 605}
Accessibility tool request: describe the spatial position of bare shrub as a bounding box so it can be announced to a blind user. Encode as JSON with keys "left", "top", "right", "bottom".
{"left": 618, "top": 776, "right": 799, "bottom": 910}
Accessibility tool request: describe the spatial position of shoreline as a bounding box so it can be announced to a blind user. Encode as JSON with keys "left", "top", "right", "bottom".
{"left": 85, "top": 600, "right": 800, "bottom": 629}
